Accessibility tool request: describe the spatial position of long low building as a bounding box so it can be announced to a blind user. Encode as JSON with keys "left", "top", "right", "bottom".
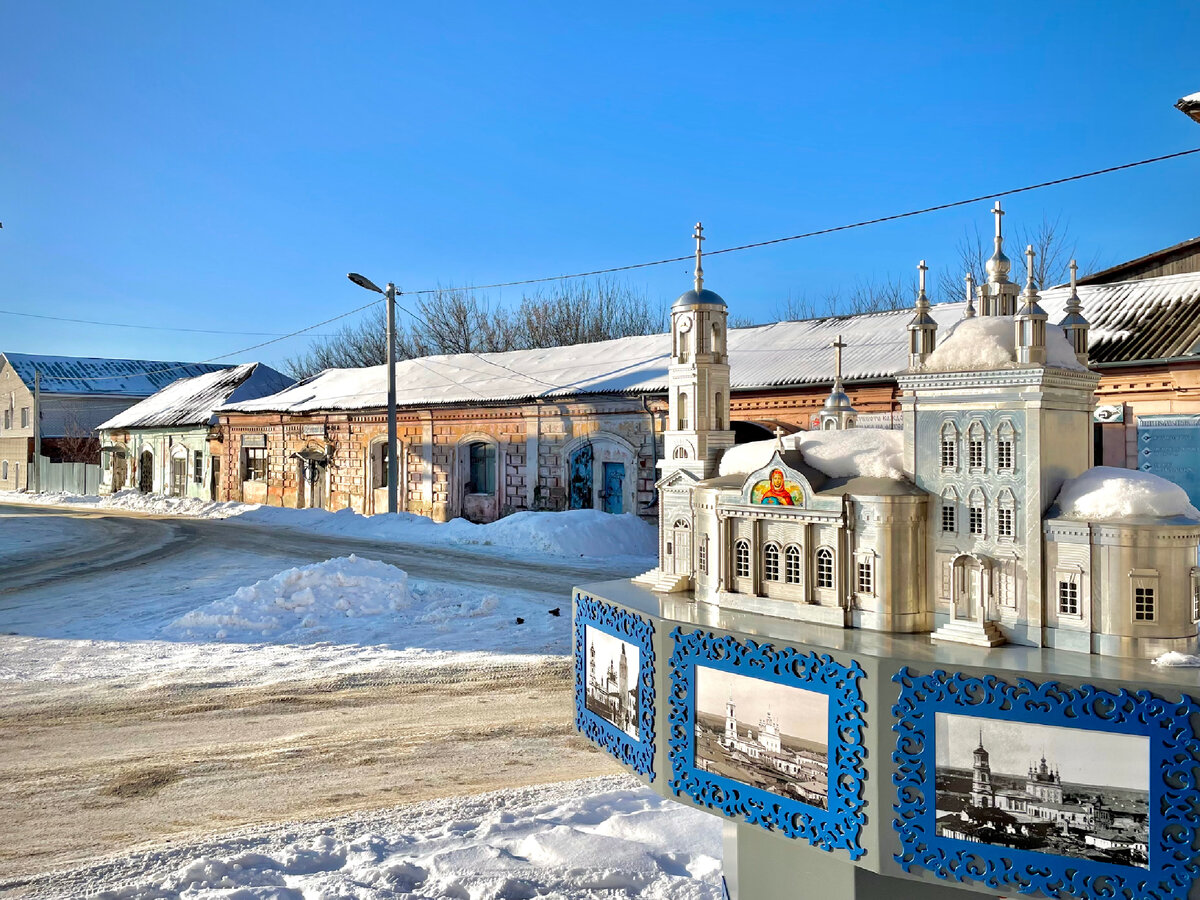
{"left": 218, "top": 249, "right": 1200, "bottom": 523}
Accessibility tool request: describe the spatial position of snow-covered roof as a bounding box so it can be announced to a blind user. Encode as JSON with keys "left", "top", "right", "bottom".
{"left": 1052, "top": 466, "right": 1200, "bottom": 523}
{"left": 0, "top": 353, "right": 230, "bottom": 397}
{"left": 718, "top": 430, "right": 905, "bottom": 482}
{"left": 223, "top": 271, "right": 1200, "bottom": 414}
{"left": 97, "top": 363, "right": 295, "bottom": 430}
{"left": 921, "top": 316, "right": 1085, "bottom": 372}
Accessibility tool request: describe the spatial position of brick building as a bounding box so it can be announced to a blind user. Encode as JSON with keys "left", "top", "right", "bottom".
{"left": 218, "top": 245, "right": 1200, "bottom": 523}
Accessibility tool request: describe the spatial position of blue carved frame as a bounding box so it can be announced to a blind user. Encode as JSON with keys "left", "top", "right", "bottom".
{"left": 573, "top": 590, "right": 656, "bottom": 779}
{"left": 668, "top": 628, "right": 867, "bottom": 858}
{"left": 892, "top": 668, "right": 1200, "bottom": 900}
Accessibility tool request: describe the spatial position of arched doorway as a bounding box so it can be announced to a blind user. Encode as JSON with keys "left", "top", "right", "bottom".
{"left": 952, "top": 555, "right": 985, "bottom": 622}
{"left": 294, "top": 447, "right": 328, "bottom": 509}
{"left": 668, "top": 518, "right": 691, "bottom": 575}
{"left": 111, "top": 449, "right": 129, "bottom": 491}
{"left": 563, "top": 433, "right": 637, "bottom": 516}
{"left": 568, "top": 442, "right": 594, "bottom": 510}
{"left": 138, "top": 450, "right": 154, "bottom": 493}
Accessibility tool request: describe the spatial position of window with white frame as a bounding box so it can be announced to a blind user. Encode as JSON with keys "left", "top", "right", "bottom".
{"left": 1192, "top": 568, "right": 1200, "bottom": 622}
{"left": 1131, "top": 570, "right": 1158, "bottom": 622}
{"left": 997, "top": 489, "right": 1015, "bottom": 539}
{"left": 1058, "top": 578, "right": 1080, "bottom": 616}
{"left": 2, "top": 409, "right": 9, "bottom": 430}
{"left": 997, "top": 420, "right": 1015, "bottom": 472}
{"left": 678, "top": 392, "right": 689, "bottom": 431}
{"left": 699, "top": 539, "right": 708, "bottom": 575}
{"left": 20, "top": 408, "right": 29, "bottom": 428}
{"left": 763, "top": 543, "right": 780, "bottom": 581}
{"left": 816, "top": 547, "right": 834, "bottom": 589}
{"left": 785, "top": 545, "right": 802, "bottom": 584}
{"left": 968, "top": 490, "right": 985, "bottom": 536}
{"left": 968, "top": 421, "right": 986, "bottom": 470}
{"left": 734, "top": 539, "right": 751, "bottom": 579}
{"left": 1, "top": 460, "right": 7, "bottom": 480}
{"left": 940, "top": 421, "right": 958, "bottom": 470}
{"left": 242, "top": 446, "right": 267, "bottom": 482}
{"left": 856, "top": 557, "right": 874, "bottom": 594}
{"left": 193, "top": 450, "right": 203, "bottom": 484}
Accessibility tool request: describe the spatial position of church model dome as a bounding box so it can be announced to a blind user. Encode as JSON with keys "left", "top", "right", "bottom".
{"left": 673, "top": 287, "right": 727, "bottom": 309}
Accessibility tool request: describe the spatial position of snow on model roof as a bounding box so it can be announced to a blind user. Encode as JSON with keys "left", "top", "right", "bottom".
{"left": 1, "top": 352, "right": 230, "bottom": 397}
{"left": 718, "top": 430, "right": 905, "bottom": 481}
{"left": 222, "top": 271, "right": 1200, "bottom": 414}
{"left": 1053, "top": 466, "right": 1200, "bottom": 523}
{"left": 97, "top": 363, "right": 295, "bottom": 430}
{"left": 920, "top": 316, "right": 1085, "bottom": 372}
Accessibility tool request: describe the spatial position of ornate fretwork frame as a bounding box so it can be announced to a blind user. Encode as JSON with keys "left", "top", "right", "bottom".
{"left": 669, "top": 629, "right": 867, "bottom": 858}
{"left": 892, "top": 667, "right": 1200, "bottom": 900}
{"left": 573, "top": 591, "right": 656, "bottom": 780}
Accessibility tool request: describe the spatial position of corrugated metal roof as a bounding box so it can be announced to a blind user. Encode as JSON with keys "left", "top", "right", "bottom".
{"left": 1, "top": 353, "right": 230, "bottom": 397}
{"left": 223, "top": 270, "right": 1200, "bottom": 414}
{"left": 97, "top": 363, "right": 295, "bottom": 430}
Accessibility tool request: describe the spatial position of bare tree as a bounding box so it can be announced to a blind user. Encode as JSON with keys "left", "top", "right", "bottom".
{"left": 285, "top": 278, "right": 666, "bottom": 379}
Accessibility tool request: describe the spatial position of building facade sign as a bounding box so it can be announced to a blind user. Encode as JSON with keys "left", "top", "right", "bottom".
{"left": 1138, "top": 414, "right": 1200, "bottom": 509}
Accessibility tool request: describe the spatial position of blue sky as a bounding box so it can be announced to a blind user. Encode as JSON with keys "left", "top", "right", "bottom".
{"left": 2, "top": 1, "right": 1197, "bottom": 371}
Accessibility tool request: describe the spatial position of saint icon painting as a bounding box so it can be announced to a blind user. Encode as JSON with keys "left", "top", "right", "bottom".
{"left": 584, "top": 625, "right": 639, "bottom": 739}
{"left": 751, "top": 468, "right": 801, "bottom": 506}
{"left": 694, "top": 665, "right": 829, "bottom": 809}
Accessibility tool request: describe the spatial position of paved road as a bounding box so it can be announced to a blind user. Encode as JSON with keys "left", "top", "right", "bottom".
{"left": 0, "top": 503, "right": 639, "bottom": 886}
{"left": 0, "top": 502, "right": 639, "bottom": 601}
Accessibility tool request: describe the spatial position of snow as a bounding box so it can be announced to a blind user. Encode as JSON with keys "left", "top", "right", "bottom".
{"left": 921, "top": 316, "right": 1085, "bottom": 372}
{"left": 97, "top": 362, "right": 294, "bottom": 430}
{"left": 1053, "top": 466, "right": 1200, "bottom": 522}
{"left": 1153, "top": 651, "right": 1200, "bottom": 667}
{"left": 0, "top": 490, "right": 657, "bottom": 561}
{"left": 718, "top": 429, "right": 905, "bottom": 481}
{"left": 27, "top": 776, "right": 724, "bottom": 898}
{"left": 1, "top": 351, "right": 230, "bottom": 396}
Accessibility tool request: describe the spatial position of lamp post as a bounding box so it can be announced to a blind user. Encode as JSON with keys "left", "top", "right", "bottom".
{"left": 347, "top": 272, "right": 399, "bottom": 515}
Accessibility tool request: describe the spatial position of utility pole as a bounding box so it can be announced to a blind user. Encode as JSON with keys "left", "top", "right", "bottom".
{"left": 32, "top": 367, "right": 41, "bottom": 492}
{"left": 348, "top": 272, "right": 400, "bottom": 515}
{"left": 385, "top": 282, "right": 398, "bottom": 514}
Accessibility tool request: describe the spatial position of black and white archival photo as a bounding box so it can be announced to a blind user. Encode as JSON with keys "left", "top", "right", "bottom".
{"left": 934, "top": 714, "right": 1150, "bottom": 866}
{"left": 694, "top": 666, "right": 829, "bottom": 809}
{"left": 584, "top": 626, "right": 639, "bottom": 739}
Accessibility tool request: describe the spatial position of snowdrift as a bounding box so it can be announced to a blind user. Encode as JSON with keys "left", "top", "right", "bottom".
{"left": 921, "top": 316, "right": 1084, "bottom": 372}
{"left": 719, "top": 429, "right": 905, "bottom": 481}
{"left": 1053, "top": 466, "right": 1200, "bottom": 522}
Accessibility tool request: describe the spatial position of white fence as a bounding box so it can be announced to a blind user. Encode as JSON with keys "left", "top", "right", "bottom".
{"left": 37, "top": 458, "right": 101, "bottom": 495}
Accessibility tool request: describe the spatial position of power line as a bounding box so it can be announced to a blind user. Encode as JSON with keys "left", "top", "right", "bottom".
{"left": 32, "top": 144, "right": 1200, "bottom": 384}
{"left": 0, "top": 308, "right": 336, "bottom": 337}
{"left": 394, "top": 146, "right": 1200, "bottom": 295}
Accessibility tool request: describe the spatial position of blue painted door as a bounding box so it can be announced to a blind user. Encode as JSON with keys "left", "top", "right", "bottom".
{"left": 569, "top": 444, "right": 594, "bottom": 509}
{"left": 602, "top": 462, "right": 624, "bottom": 515}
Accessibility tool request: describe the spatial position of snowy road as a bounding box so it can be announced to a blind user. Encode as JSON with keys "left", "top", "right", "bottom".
{"left": 0, "top": 504, "right": 647, "bottom": 887}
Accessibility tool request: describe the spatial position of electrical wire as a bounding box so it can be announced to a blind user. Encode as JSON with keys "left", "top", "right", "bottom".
{"left": 0, "top": 308, "right": 336, "bottom": 337}
{"left": 20, "top": 145, "right": 1200, "bottom": 384}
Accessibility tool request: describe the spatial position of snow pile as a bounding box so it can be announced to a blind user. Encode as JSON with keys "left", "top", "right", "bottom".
{"left": 1153, "top": 651, "right": 1200, "bottom": 667}
{"left": 719, "top": 430, "right": 904, "bottom": 481}
{"left": 36, "top": 776, "right": 723, "bottom": 899}
{"left": 922, "top": 316, "right": 1085, "bottom": 372}
{"left": 1053, "top": 466, "right": 1200, "bottom": 522}
{"left": 0, "top": 490, "right": 656, "bottom": 560}
{"left": 164, "top": 555, "right": 411, "bottom": 641}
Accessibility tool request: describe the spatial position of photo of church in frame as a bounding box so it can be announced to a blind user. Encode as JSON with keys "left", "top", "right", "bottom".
{"left": 584, "top": 624, "right": 639, "bottom": 739}
{"left": 934, "top": 713, "right": 1150, "bottom": 866}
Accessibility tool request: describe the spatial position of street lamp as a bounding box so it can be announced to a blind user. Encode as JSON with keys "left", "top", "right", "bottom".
{"left": 347, "top": 272, "right": 399, "bottom": 515}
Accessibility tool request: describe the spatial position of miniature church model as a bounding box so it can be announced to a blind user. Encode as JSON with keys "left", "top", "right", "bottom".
{"left": 637, "top": 209, "right": 1200, "bottom": 659}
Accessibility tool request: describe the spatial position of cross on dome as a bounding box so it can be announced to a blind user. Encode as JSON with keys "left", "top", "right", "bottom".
{"left": 693, "top": 222, "right": 705, "bottom": 293}
{"left": 993, "top": 201, "right": 1005, "bottom": 238}
{"left": 830, "top": 334, "right": 847, "bottom": 380}
{"left": 918, "top": 259, "right": 928, "bottom": 295}
{"left": 1025, "top": 243, "right": 1037, "bottom": 291}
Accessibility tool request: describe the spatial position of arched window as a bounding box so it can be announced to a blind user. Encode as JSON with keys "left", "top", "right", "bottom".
{"left": 673, "top": 518, "right": 690, "bottom": 530}
{"left": 679, "top": 329, "right": 690, "bottom": 359}
{"left": 816, "top": 547, "right": 834, "bottom": 589}
{"left": 678, "top": 392, "right": 689, "bottom": 431}
{"left": 968, "top": 420, "right": 986, "bottom": 470}
{"left": 968, "top": 488, "right": 986, "bottom": 536}
{"left": 468, "top": 441, "right": 496, "bottom": 495}
{"left": 763, "top": 543, "right": 780, "bottom": 581}
{"left": 940, "top": 421, "right": 959, "bottom": 470}
{"left": 673, "top": 445, "right": 689, "bottom": 459}
{"left": 785, "top": 545, "right": 802, "bottom": 584}
{"left": 940, "top": 486, "right": 959, "bottom": 534}
{"left": 997, "top": 420, "right": 1016, "bottom": 472}
{"left": 712, "top": 321, "right": 722, "bottom": 355}
{"left": 997, "top": 488, "right": 1016, "bottom": 539}
{"left": 735, "top": 539, "right": 751, "bottom": 579}
{"left": 714, "top": 392, "right": 723, "bottom": 430}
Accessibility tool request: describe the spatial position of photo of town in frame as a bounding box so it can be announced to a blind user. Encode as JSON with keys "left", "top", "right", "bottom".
{"left": 935, "top": 713, "right": 1150, "bottom": 866}
{"left": 584, "top": 624, "right": 639, "bottom": 739}
{"left": 694, "top": 665, "right": 829, "bottom": 809}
